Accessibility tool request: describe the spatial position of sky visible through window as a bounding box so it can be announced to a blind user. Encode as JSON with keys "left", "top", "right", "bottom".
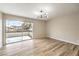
{"left": 6, "top": 20, "right": 24, "bottom": 27}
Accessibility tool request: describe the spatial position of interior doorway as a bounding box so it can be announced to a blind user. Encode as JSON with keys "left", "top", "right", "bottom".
{"left": 5, "top": 20, "right": 33, "bottom": 44}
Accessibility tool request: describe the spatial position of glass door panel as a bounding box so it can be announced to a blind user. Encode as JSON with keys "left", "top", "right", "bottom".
{"left": 22, "top": 22, "right": 33, "bottom": 40}
{"left": 6, "top": 20, "right": 23, "bottom": 44}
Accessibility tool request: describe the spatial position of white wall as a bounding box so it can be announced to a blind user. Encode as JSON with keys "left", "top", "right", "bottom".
{"left": 46, "top": 14, "right": 79, "bottom": 45}
{"left": 0, "top": 13, "right": 2, "bottom": 48}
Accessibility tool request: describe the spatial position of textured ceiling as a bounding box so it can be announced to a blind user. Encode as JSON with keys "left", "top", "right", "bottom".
{"left": 0, "top": 3, "right": 79, "bottom": 20}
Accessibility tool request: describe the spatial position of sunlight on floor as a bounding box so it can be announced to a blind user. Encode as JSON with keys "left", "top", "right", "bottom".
{"left": 6, "top": 36, "right": 31, "bottom": 44}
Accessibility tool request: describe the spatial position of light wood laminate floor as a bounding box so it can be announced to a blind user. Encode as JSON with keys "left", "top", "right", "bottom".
{"left": 0, "top": 38, "right": 79, "bottom": 56}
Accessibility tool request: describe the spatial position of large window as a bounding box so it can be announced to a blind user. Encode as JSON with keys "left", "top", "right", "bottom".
{"left": 6, "top": 20, "right": 33, "bottom": 44}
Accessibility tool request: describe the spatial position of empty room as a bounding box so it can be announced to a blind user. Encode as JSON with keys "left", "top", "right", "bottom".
{"left": 0, "top": 3, "right": 79, "bottom": 56}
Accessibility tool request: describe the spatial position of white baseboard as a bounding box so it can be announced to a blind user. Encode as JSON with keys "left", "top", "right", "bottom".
{"left": 48, "top": 36, "right": 79, "bottom": 45}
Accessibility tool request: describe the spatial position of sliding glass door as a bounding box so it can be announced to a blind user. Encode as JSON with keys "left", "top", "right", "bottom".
{"left": 5, "top": 20, "right": 33, "bottom": 44}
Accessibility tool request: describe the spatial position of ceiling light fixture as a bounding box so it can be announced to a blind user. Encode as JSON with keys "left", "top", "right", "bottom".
{"left": 37, "top": 9, "right": 48, "bottom": 19}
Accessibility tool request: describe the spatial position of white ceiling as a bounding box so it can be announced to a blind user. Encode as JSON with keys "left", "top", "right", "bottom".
{"left": 0, "top": 3, "right": 79, "bottom": 20}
